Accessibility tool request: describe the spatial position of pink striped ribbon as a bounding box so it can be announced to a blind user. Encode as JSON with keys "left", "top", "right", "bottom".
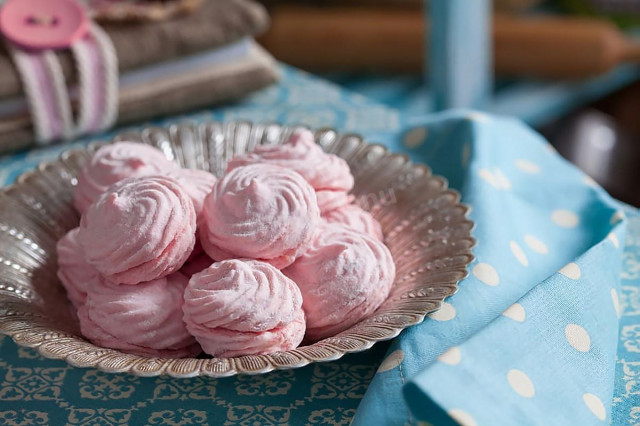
{"left": 7, "top": 23, "right": 118, "bottom": 144}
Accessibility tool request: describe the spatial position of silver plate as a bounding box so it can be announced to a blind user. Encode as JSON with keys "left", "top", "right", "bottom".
{"left": 0, "top": 122, "right": 475, "bottom": 377}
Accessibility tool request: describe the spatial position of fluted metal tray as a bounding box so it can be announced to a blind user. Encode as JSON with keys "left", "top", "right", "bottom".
{"left": 0, "top": 122, "right": 475, "bottom": 377}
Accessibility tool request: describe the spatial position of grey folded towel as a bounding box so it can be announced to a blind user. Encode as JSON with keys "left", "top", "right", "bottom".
{"left": 0, "top": 43, "right": 279, "bottom": 154}
{"left": 0, "top": 0, "right": 270, "bottom": 100}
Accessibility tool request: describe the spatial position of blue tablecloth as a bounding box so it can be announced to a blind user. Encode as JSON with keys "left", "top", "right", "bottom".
{"left": 0, "top": 66, "right": 638, "bottom": 425}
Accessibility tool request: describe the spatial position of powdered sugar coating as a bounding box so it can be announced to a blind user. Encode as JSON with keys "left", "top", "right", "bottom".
{"left": 78, "top": 175, "right": 196, "bottom": 285}
{"left": 183, "top": 259, "right": 306, "bottom": 357}
{"left": 74, "top": 142, "right": 178, "bottom": 213}
{"left": 227, "top": 129, "right": 354, "bottom": 192}
{"left": 200, "top": 164, "right": 320, "bottom": 269}
{"left": 316, "top": 190, "right": 353, "bottom": 213}
{"left": 323, "top": 204, "right": 383, "bottom": 241}
{"left": 78, "top": 272, "right": 200, "bottom": 358}
{"left": 284, "top": 223, "right": 395, "bottom": 341}
{"left": 166, "top": 168, "right": 217, "bottom": 223}
{"left": 56, "top": 228, "right": 99, "bottom": 308}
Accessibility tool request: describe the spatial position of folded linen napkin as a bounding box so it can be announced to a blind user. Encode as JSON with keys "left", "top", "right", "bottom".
{"left": 0, "top": 0, "right": 269, "bottom": 99}
{"left": 353, "top": 111, "right": 626, "bottom": 425}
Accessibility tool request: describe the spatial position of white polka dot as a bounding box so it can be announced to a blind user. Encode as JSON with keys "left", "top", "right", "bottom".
{"left": 502, "top": 303, "right": 526, "bottom": 322}
{"left": 584, "top": 175, "right": 599, "bottom": 188}
{"left": 611, "top": 289, "right": 620, "bottom": 318}
{"left": 448, "top": 409, "right": 478, "bottom": 426}
{"left": 478, "top": 168, "right": 511, "bottom": 190}
{"left": 478, "top": 168, "right": 498, "bottom": 188}
{"left": 462, "top": 143, "right": 471, "bottom": 168}
{"left": 510, "top": 241, "right": 529, "bottom": 266}
{"left": 507, "top": 369, "right": 535, "bottom": 398}
{"left": 403, "top": 127, "right": 427, "bottom": 148}
{"left": 607, "top": 232, "right": 619, "bottom": 248}
{"left": 473, "top": 263, "right": 499, "bottom": 286}
{"left": 494, "top": 169, "right": 512, "bottom": 190}
{"left": 438, "top": 347, "right": 461, "bottom": 365}
{"left": 428, "top": 302, "right": 456, "bottom": 321}
{"left": 515, "top": 159, "right": 540, "bottom": 174}
{"left": 611, "top": 210, "right": 626, "bottom": 225}
{"left": 559, "top": 262, "right": 581, "bottom": 280}
{"left": 565, "top": 324, "right": 591, "bottom": 352}
{"left": 377, "top": 349, "right": 404, "bottom": 373}
{"left": 466, "top": 111, "right": 491, "bottom": 123}
{"left": 524, "top": 235, "right": 548, "bottom": 254}
{"left": 583, "top": 393, "right": 606, "bottom": 421}
{"left": 552, "top": 210, "right": 580, "bottom": 228}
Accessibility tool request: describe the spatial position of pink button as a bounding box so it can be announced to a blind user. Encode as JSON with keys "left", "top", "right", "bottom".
{"left": 0, "top": 0, "right": 88, "bottom": 50}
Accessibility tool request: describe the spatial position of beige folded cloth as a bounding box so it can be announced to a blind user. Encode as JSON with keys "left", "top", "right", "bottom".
{"left": 0, "top": 43, "right": 279, "bottom": 153}
{"left": 0, "top": 0, "right": 270, "bottom": 99}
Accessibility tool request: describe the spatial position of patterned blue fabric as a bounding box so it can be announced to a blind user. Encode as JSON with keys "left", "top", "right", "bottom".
{"left": 613, "top": 207, "right": 640, "bottom": 425}
{"left": 0, "top": 66, "right": 639, "bottom": 425}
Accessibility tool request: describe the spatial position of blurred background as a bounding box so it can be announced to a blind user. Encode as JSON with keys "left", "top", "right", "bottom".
{"left": 256, "top": 0, "right": 640, "bottom": 206}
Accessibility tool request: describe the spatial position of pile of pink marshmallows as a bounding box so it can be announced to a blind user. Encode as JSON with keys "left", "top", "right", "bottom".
{"left": 57, "top": 130, "right": 396, "bottom": 358}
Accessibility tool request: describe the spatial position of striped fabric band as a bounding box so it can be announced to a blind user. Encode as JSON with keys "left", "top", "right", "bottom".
{"left": 7, "top": 23, "right": 118, "bottom": 144}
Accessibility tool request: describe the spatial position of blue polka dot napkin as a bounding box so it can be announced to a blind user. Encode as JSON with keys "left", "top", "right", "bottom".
{"left": 353, "top": 111, "right": 626, "bottom": 425}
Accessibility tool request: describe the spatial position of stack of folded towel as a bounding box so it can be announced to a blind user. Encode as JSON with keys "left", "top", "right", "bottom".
{"left": 0, "top": 0, "right": 278, "bottom": 153}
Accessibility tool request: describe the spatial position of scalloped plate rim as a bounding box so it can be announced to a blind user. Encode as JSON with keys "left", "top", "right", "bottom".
{"left": 0, "top": 121, "right": 476, "bottom": 377}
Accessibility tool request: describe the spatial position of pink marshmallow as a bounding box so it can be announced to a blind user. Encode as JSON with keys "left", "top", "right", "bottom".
{"left": 183, "top": 259, "right": 306, "bottom": 357}
{"left": 316, "top": 190, "right": 353, "bottom": 213}
{"left": 200, "top": 164, "right": 320, "bottom": 269}
{"left": 56, "top": 227, "right": 99, "bottom": 308}
{"left": 78, "top": 272, "right": 201, "bottom": 358}
{"left": 323, "top": 204, "right": 383, "bottom": 241}
{"left": 284, "top": 223, "right": 395, "bottom": 341}
{"left": 78, "top": 175, "right": 196, "bottom": 285}
{"left": 74, "top": 142, "right": 178, "bottom": 213}
{"left": 227, "top": 129, "right": 354, "bottom": 209}
{"left": 166, "top": 168, "right": 217, "bottom": 223}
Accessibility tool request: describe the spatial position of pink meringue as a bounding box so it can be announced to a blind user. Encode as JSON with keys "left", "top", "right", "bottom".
{"left": 284, "top": 223, "right": 395, "bottom": 341}
{"left": 56, "top": 228, "right": 99, "bottom": 308}
{"left": 74, "top": 142, "right": 178, "bottom": 213}
{"left": 166, "top": 168, "right": 217, "bottom": 222}
{"left": 183, "top": 259, "right": 306, "bottom": 357}
{"left": 323, "top": 204, "right": 383, "bottom": 241}
{"left": 316, "top": 191, "right": 353, "bottom": 213}
{"left": 78, "top": 272, "right": 201, "bottom": 358}
{"left": 227, "top": 129, "right": 354, "bottom": 193}
{"left": 78, "top": 175, "right": 196, "bottom": 285}
{"left": 200, "top": 164, "right": 320, "bottom": 269}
